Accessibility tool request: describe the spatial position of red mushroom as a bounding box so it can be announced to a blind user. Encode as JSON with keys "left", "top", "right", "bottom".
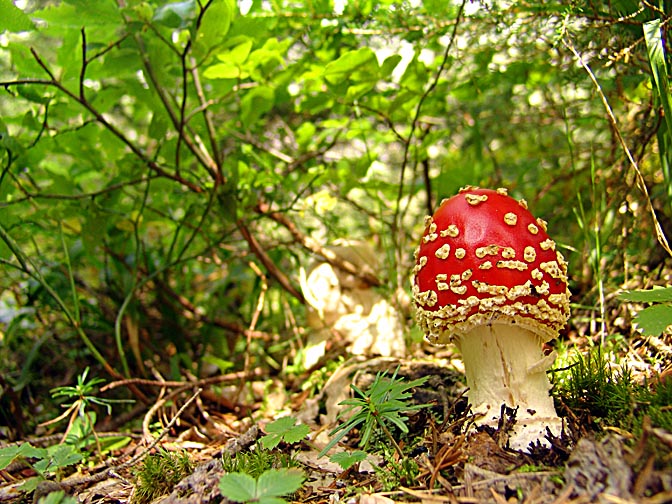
{"left": 411, "top": 186, "right": 570, "bottom": 450}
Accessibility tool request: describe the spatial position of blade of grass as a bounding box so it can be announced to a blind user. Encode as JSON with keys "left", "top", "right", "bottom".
{"left": 0, "top": 222, "right": 119, "bottom": 379}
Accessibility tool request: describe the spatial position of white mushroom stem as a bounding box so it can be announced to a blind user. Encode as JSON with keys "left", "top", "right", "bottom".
{"left": 455, "top": 322, "right": 562, "bottom": 451}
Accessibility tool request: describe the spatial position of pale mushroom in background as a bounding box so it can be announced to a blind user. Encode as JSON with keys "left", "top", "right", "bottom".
{"left": 411, "top": 186, "right": 571, "bottom": 451}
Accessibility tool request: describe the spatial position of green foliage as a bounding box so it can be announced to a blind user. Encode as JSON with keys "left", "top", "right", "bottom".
{"left": 221, "top": 442, "right": 300, "bottom": 479}
{"left": 43, "top": 367, "right": 132, "bottom": 453}
{"left": 260, "top": 417, "right": 310, "bottom": 450}
{"left": 557, "top": 349, "right": 672, "bottom": 434}
{"left": 0, "top": 442, "right": 83, "bottom": 491}
{"left": 329, "top": 450, "right": 368, "bottom": 470}
{"left": 1, "top": 0, "right": 671, "bottom": 435}
{"left": 218, "top": 467, "right": 305, "bottom": 504}
{"left": 619, "top": 287, "right": 672, "bottom": 336}
{"left": 644, "top": 17, "right": 672, "bottom": 191}
{"left": 132, "top": 449, "right": 193, "bottom": 504}
{"left": 558, "top": 349, "right": 634, "bottom": 427}
{"left": 36, "top": 491, "right": 78, "bottom": 504}
{"left": 319, "top": 367, "right": 428, "bottom": 458}
{"left": 373, "top": 455, "right": 420, "bottom": 492}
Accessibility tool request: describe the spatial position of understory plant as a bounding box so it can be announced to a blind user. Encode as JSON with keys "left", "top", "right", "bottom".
{"left": 219, "top": 467, "right": 305, "bottom": 504}
{"left": 132, "top": 449, "right": 193, "bottom": 504}
{"left": 219, "top": 417, "right": 308, "bottom": 503}
{"left": 557, "top": 349, "right": 672, "bottom": 435}
{"left": 619, "top": 286, "right": 672, "bottom": 337}
{"left": 0, "top": 442, "right": 83, "bottom": 493}
{"left": 319, "top": 367, "right": 429, "bottom": 459}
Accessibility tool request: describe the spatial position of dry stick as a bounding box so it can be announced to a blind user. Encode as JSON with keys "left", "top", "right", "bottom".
{"left": 101, "top": 369, "right": 263, "bottom": 392}
{"left": 60, "top": 388, "right": 202, "bottom": 491}
{"left": 237, "top": 219, "right": 306, "bottom": 303}
{"left": 237, "top": 261, "right": 268, "bottom": 404}
{"left": 563, "top": 38, "right": 672, "bottom": 259}
{"left": 142, "top": 383, "right": 193, "bottom": 441}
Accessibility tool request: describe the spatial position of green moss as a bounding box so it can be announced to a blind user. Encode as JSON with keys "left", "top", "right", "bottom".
{"left": 132, "top": 449, "right": 193, "bottom": 504}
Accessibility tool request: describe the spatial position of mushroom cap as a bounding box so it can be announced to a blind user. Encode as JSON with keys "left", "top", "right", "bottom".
{"left": 411, "top": 186, "right": 571, "bottom": 345}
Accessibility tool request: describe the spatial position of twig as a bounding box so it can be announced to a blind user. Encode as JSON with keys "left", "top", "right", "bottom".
{"left": 562, "top": 38, "right": 672, "bottom": 259}
{"left": 237, "top": 219, "right": 305, "bottom": 302}
{"left": 101, "top": 369, "right": 263, "bottom": 392}
{"left": 60, "top": 388, "right": 202, "bottom": 490}
{"left": 256, "top": 200, "right": 381, "bottom": 287}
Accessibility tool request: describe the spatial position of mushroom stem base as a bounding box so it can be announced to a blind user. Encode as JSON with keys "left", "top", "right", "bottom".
{"left": 456, "top": 322, "right": 561, "bottom": 451}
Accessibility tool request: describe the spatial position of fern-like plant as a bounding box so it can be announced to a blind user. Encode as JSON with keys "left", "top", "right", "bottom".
{"left": 319, "top": 367, "right": 428, "bottom": 458}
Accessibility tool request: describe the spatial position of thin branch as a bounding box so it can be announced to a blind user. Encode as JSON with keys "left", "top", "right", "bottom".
{"left": 101, "top": 368, "right": 263, "bottom": 392}
{"left": 130, "top": 32, "right": 219, "bottom": 180}
{"left": 256, "top": 200, "right": 381, "bottom": 287}
{"left": 29, "top": 48, "right": 204, "bottom": 192}
{"left": 236, "top": 219, "right": 305, "bottom": 303}
{"left": 0, "top": 175, "right": 157, "bottom": 207}
{"left": 79, "top": 28, "right": 87, "bottom": 99}
{"left": 563, "top": 38, "right": 672, "bottom": 259}
{"left": 392, "top": 0, "right": 467, "bottom": 287}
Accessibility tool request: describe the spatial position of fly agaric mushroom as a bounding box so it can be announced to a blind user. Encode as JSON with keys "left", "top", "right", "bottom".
{"left": 411, "top": 186, "right": 570, "bottom": 451}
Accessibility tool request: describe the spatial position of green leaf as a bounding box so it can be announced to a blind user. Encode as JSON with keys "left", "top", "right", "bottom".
{"left": 379, "top": 54, "right": 402, "bottom": 78}
{"left": 324, "top": 47, "right": 377, "bottom": 85}
{"left": 632, "top": 304, "right": 672, "bottom": 336}
{"left": 0, "top": 445, "right": 22, "bottom": 470}
{"left": 153, "top": 0, "right": 196, "bottom": 28}
{"left": 203, "top": 61, "right": 246, "bottom": 79}
{"left": 48, "top": 444, "right": 83, "bottom": 469}
{"left": 257, "top": 498, "right": 287, "bottom": 504}
{"left": 329, "top": 450, "right": 367, "bottom": 470}
{"left": 256, "top": 468, "right": 305, "bottom": 498}
{"left": 240, "top": 86, "right": 275, "bottom": 127}
{"left": 260, "top": 417, "right": 310, "bottom": 449}
{"left": 36, "top": 490, "right": 78, "bottom": 504}
{"left": 0, "top": 0, "right": 34, "bottom": 32}
{"left": 195, "top": 0, "right": 235, "bottom": 56}
{"left": 644, "top": 20, "right": 672, "bottom": 138}
{"left": 219, "top": 472, "right": 257, "bottom": 503}
{"left": 618, "top": 287, "right": 672, "bottom": 303}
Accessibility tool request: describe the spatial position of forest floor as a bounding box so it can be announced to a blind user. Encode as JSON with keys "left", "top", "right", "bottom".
{"left": 1, "top": 333, "right": 671, "bottom": 504}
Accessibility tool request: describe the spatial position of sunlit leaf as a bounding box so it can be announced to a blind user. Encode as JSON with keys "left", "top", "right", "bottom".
{"left": 632, "top": 304, "right": 672, "bottom": 336}
{"left": 324, "top": 47, "right": 377, "bottom": 85}
{"left": 256, "top": 468, "right": 305, "bottom": 498}
{"left": 329, "top": 450, "right": 367, "bottom": 470}
{"left": 0, "top": 0, "right": 34, "bottom": 32}
{"left": 644, "top": 20, "right": 672, "bottom": 137}
{"left": 240, "top": 86, "right": 274, "bottom": 127}
{"left": 618, "top": 287, "right": 672, "bottom": 303}
{"left": 218, "top": 472, "right": 257, "bottom": 502}
{"left": 195, "top": 0, "right": 235, "bottom": 55}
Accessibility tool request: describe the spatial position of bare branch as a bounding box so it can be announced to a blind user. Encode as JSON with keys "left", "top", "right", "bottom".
{"left": 256, "top": 200, "right": 382, "bottom": 288}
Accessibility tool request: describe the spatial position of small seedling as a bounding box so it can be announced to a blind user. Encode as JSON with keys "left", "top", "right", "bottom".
{"left": 43, "top": 367, "right": 133, "bottom": 453}
{"left": 260, "top": 417, "right": 310, "bottom": 450}
{"left": 319, "top": 367, "right": 429, "bottom": 458}
{"left": 221, "top": 442, "right": 299, "bottom": 478}
{"left": 374, "top": 455, "right": 420, "bottom": 492}
{"left": 219, "top": 467, "right": 305, "bottom": 504}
